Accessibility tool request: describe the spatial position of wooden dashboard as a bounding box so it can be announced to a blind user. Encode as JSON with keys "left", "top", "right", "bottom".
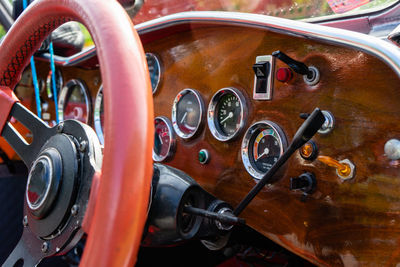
{"left": 6, "top": 19, "right": 400, "bottom": 266}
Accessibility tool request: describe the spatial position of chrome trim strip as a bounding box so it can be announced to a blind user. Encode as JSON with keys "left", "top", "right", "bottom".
{"left": 42, "top": 11, "right": 400, "bottom": 78}
{"left": 135, "top": 11, "right": 400, "bottom": 78}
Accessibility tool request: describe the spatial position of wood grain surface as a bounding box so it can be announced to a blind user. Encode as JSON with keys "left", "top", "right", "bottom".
{"left": 12, "top": 24, "right": 400, "bottom": 266}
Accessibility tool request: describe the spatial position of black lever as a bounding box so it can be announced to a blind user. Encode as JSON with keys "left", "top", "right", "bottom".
{"left": 183, "top": 206, "right": 245, "bottom": 226}
{"left": 233, "top": 108, "right": 325, "bottom": 216}
{"left": 272, "top": 51, "right": 313, "bottom": 78}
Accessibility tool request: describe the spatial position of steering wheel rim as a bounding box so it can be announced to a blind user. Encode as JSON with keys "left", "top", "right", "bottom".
{"left": 0, "top": 0, "right": 154, "bottom": 266}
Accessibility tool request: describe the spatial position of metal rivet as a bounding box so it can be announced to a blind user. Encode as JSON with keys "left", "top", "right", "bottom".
{"left": 22, "top": 216, "right": 28, "bottom": 227}
{"left": 41, "top": 242, "right": 49, "bottom": 253}
{"left": 71, "top": 204, "right": 79, "bottom": 216}
{"left": 79, "top": 141, "right": 87, "bottom": 152}
{"left": 56, "top": 123, "right": 64, "bottom": 133}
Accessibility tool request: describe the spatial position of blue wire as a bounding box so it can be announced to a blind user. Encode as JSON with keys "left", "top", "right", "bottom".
{"left": 30, "top": 59, "right": 42, "bottom": 118}
{"left": 23, "top": 0, "right": 42, "bottom": 118}
{"left": 49, "top": 42, "right": 59, "bottom": 123}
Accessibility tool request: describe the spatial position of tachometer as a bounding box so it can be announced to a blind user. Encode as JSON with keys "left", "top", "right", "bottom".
{"left": 94, "top": 85, "right": 104, "bottom": 145}
{"left": 146, "top": 53, "right": 162, "bottom": 94}
{"left": 208, "top": 87, "right": 247, "bottom": 141}
{"left": 58, "top": 79, "right": 91, "bottom": 124}
{"left": 241, "top": 121, "right": 287, "bottom": 180}
{"left": 153, "top": 116, "right": 176, "bottom": 162}
{"left": 172, "top": 89, "right": 204, "bottom": 139}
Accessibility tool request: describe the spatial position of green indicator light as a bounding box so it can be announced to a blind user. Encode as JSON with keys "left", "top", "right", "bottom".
{"left": 198, "top": 149, "right": 209, "bottom": 164}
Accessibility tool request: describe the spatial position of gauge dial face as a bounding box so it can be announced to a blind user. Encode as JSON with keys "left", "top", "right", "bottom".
{"left": 172, "top": 89, "right": 204, "bottom": 139}
{"left": 208, "top": 88, "right": 246, "bottom": 141}
{"left": 58, "top": 79, "right": 91, "bottom": 124}
{"left": 153, "top": 117, "right": 175, "bottom": 162}
{"left": 146, "top": 53, "right": 161, "bottom": 94}
{"left": 242, "top": 121, "right": 287, "bottom": 180}
{"left": 94, "top": 86, "right": 104, "bottom": 145}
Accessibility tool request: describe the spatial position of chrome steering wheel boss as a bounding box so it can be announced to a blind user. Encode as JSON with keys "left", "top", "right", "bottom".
{"left": 26, "top": 148, "right": 62, "bottom": 219}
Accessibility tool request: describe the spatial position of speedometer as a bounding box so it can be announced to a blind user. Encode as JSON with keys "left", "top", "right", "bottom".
{"left": 58, "top": 79, "right": 91, "bottom": 124}
{"left": 241, "top": 121, "right": 287, "bottom": 180}
{"left": 208, "top": 87, "right": 247, "bottom": 141}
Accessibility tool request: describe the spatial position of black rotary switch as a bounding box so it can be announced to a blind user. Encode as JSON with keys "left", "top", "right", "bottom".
{"left": 290, "top": 172, "right": 316, "bottom": 194}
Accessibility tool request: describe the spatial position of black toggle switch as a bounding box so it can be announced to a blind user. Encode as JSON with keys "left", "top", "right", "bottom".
{"left": 253, "top": 61, "right": 270, "bottom": 78}
{"left": 272, "top": 50, "right": 313, "bottom": 78}
{"left": 290, "top": 172, "right": 316, "bottom": 194}
{"left": 252, "top": 61, "right": 271, "bottom": 95}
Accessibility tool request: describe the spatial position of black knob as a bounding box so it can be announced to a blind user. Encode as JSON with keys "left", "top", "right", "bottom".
{"left": 272, "top": 51, "right": 313, "bottom": 78}
{"left": 290, "top": 172, "right": 316, "bottom": 194}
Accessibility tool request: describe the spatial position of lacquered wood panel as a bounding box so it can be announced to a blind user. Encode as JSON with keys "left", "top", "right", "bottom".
{"left": 145, "top": 25, "right": 400, "bottom": 266}
{"left": 13, "top": 24, "right": 400, "bottom": 266}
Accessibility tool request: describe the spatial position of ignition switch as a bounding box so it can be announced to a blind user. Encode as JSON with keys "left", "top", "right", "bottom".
{"left": 290, "top": 172, "right": 316, "bottom": 195}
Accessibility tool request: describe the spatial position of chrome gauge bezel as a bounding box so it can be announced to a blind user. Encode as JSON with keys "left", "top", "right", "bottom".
{"left": 172, "top": 88, "right": 205, "bottom": 139}
{"left": 241, "top": 121, "right": 287, "bottom": 180}
{"left": 146, "top": 52, "right": 162, "bottom": 94}
{"left": 94, "top": 85, "right": 104, "bottom": 145}
{"left": 58, "top": 79, "right": 91, "bottom": 124}
{"left": 153, "top": 116, "right": 176, "bottom": 162}
{"left": 207, "top": 87, "right": 247, "bottom": 142}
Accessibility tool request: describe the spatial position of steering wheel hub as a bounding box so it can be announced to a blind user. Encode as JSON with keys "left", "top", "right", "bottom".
{"left": 26, "top": 148, "right": 62, "bottom": 219}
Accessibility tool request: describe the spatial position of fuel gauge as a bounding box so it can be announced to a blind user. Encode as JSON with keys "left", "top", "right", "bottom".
{"left": 153, "top": 116, "right": 176, "bottom": 162}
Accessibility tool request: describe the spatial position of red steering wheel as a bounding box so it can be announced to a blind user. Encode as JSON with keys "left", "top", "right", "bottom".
{"left": 0, "top": 0, "right": 154, "bottom": 266}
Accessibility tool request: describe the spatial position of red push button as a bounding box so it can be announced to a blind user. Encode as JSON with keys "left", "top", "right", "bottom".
{"left": 276, "top": 67, "right": 293, "bottom": 83}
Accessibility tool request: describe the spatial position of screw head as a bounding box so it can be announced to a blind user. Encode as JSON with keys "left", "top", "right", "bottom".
{"left": 56, "top": 123, "right": 63, "bottom": 133}
{"left": 41, "top": 242, "right": 49, "bottom": 253}
{"left": 22, "top": 216, "right": 28, "bottom": 227}
{"left": 71, "top": 204, "right": 79, "bottom": 216}
{"left": 79, "top": 141, "right": 87, "bottom": 152}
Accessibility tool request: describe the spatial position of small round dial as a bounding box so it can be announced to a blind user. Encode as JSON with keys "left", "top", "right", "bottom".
{"left": 58, "top": 79, "right": 91, "bottom": 124}
{"left": 146, "top": 53, "right": 162, "bottom": 94}
{"left": 153, "top": 116, "right": 175, "bottom": 162}
{"left": 208, "top": 87, "right": 246, "bottom": 141}
{"left": 242, "top": 121, "right": 287, "bottom": 180}
{"left": 94, "top": 86, "right": 104, "bottom": 145}
{"left": 172, "top": 89, "right": 204, "bottom": 139}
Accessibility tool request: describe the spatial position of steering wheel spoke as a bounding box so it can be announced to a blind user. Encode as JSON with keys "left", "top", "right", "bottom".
{"left": 3, "top": 228, "right": 44, "bottom": 267}
{"left": 1, "top": 103, "right": 54, "bottom": 166}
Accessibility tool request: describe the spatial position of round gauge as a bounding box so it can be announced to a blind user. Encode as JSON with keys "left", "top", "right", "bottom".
{"left": 208, "top": 87, "right": 247, "bottom": 141}
{"left": 94, "top": 86, "right": 104, "bottom": 145}
{"left": 146, "top": 53, "right": 161, "bottom": 94}
{"left": 172, "top": 89, "right": 204, "bottom": 139}
{"left": 46, "top": 68, "right": 63, "bottom": 99}
{"left": 58, "top": 79, "right": 91, "bottom": 124}
{"left": 153, "top": 116, "right": 176, "bottom": 162}
{"left": 241, "top": 121, "right": 287, "bottom": 180}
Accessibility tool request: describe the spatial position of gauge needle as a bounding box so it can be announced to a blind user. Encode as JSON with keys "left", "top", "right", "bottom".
{"left": 257, "top": 147, "right": 269, "bottom": 161}
{"left": 180, "top": 112, "right": 188, "bottom": 124}
{"left": 158, "top": 134, "right": 163, "bottom": 145}
{"left": 220, "top": 112, "right": 233, "bottom": 124}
